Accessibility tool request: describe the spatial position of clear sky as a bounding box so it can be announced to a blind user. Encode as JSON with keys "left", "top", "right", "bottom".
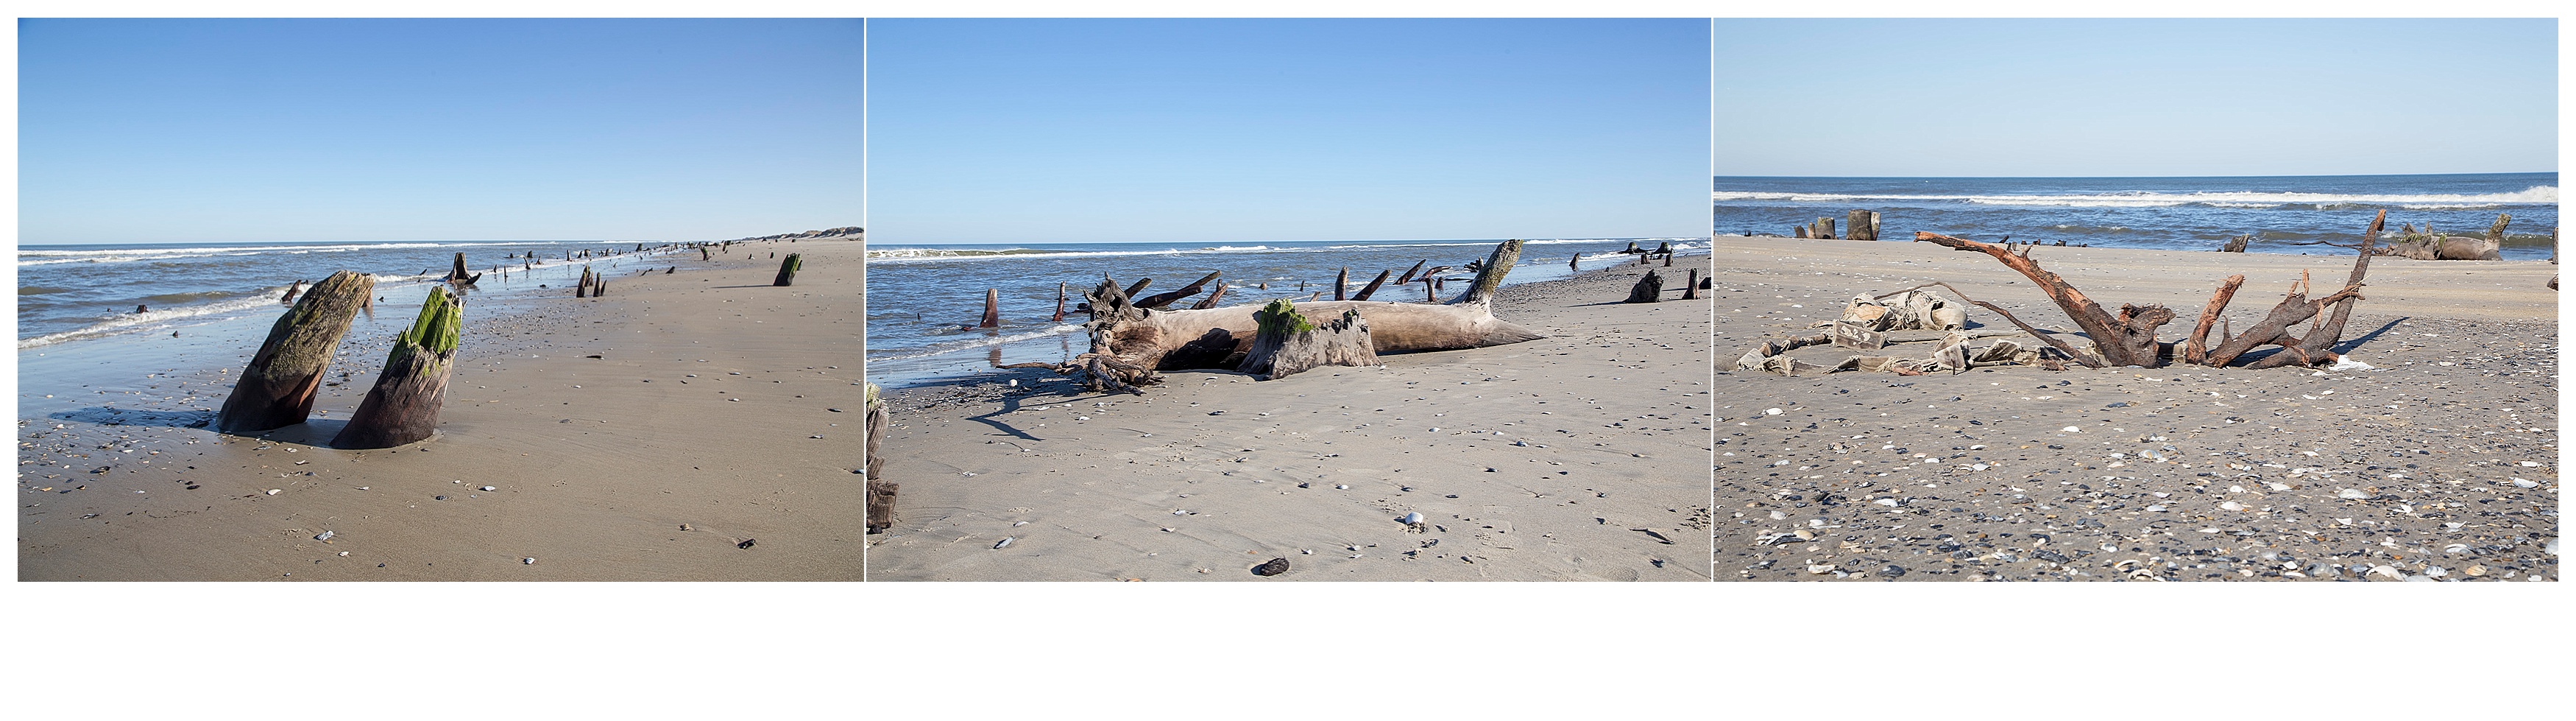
{"left": 1714, "top": 18, "right": 2557, "bottom": 177}
{"left": 867, "top": 18, "right": 1710, "bottom": 245}
{"left": 18, "top": 18, "right": 864, "bottom": 245}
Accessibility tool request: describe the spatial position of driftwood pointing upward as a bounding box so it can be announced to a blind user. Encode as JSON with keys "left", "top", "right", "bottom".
{"left": 1914, "top": 231, "right": 2170, "bottom": 367}
{"left": 1397, "top": 259, "right": 1428, "bottom": 285}
{"left": 2240, "top": 210, "right": 2382, "bottom": 369}
{"left": 1052, "top": 282, "right": 1069, "bottom": 322}
{"left": 2183, "top": 275, "right": 2247, "bottom": 365}
{"left": 1333, "top": 267, "right": 1349, "bottom": 300}
{"left": 1624, "top": 270, "right": 1663, "bottom": 303}
{"left": 1351, "top": 270, "right": 1393, "bottom": 301}
{"left": 1189, "top": 282, "right": 1229, "bottom": 309}
{"left": 774, "top": 253, "right": 802, "bottom": 286}
{"left": 1237, "top": 300, "right": 1378, "bottom": 380}
{"left": 330, "top": 286, "right": 464, "bottom": 449}
{"left": 217, "top": 270, "right": 377, "bottom": 433}
{"left": 1135, "top": 271, "right": 1221, "bottom": 309}
{"left": 280, "top": 280, "right": 304, "bottom": 305}
{"left": 2220, "top": 235, "right": 2253, "bottom": 253}
{"left": 1682, "top": 269, "right": 1700, "bottom": 300}
{"left": 978, "top": 289, "right": 1002, "bottom": 328}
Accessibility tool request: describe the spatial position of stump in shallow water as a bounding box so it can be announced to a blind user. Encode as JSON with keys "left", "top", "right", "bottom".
{"left": 774, "top": 253, "right": 802, "bottom": 286}
{"left": 330, "top": 286, "right": 464, "bottom": 449}
{"left": 1236, "top": 300, "right": 1377, "bottom": 380}
{"left": 1624, "top": 270, "right": 1664, "bottom": 303}
{"left": 217, "top": 270, "right": 377, "bottom": 433}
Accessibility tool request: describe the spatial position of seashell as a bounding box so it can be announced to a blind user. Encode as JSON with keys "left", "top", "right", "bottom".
{"left": 337, "top": 551, "right": 349, "bottom": 557}
{"left": 2512, "top": 478, "right": 2539, "bottom": 488}
{"left": 523, "top": 558, "right": 537, "bottom": 565}
{"left": 314, "top": 531, "right": 335, "bottom": 541}
{"left": 2145, "top": 504, "right": 2167, "bottom": 513}
{"left": 1769, "top": 510, "right": 1788, "bottom": 520}
{"left": 2062, "top": 426, "right": 2082, "bottom": 433}
{"left": 1805, "top": 563, "right": 1837, "bottom": 574}
{"left": 1334, "top": 485, "right": 1348, "bottom": 490}
{"left": 2367, "top": 565, "right": 2402, "bottom": 580}
{"left": 2338, "top": 488, "right": 2375, "bottom": 499}
{"left": 2443, "top": 544, "right": 2469, "bottom": 555}
{"left": 993, "top": 537, "right": 1013, "bottom": 549}
{"left": 2466, "top": 565, "right": 2489, "bottom": 577}
{"left": 1873, "top": 498, "right": 1900, "bottom": 507}
{"left": 480, "top": 486, "right": 496, "bottom": 492}
{"left": 266, "top": 489, "right": 282, "bottom": 496}
{"left": 1401, "top": 512, "right": 1424, "bottom": 524}
{"left": 2219, "top": 501, "right": 2247, "bottom": 511}
{"left": 2268, "top": 482, "right": 2293, "bottom": 492}
{"left": 1765, "top": 408, "right": 1783, "bottom": 415}
{"left": 1792, "top": 529, "right": 1816, "bottom": 541}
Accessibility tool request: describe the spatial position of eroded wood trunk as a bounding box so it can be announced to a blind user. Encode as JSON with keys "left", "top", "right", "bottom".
{"left": 1237, "top": 300, "right": 1378, "bottom": 380}
{"left": 774, "top": 253, "right": 802, "bottom": 286}
{"left": 217, "top": 270, "right": 377, "bottom": 433}
{"left": 330, "top": 286, "right": 462, "bottom": 449}
{"left": 1625, "top": 270, "right": 1663, "bottom": 303}
{"left": 864, "top": 383, "right": 895, "bottom": 533}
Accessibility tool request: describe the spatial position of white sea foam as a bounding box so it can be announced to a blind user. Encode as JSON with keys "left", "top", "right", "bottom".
{"left": 867, "top": 324, "right": 1087, "bottom": 362}
{"left": 1711, "top": 185, "right": 2558, "bottom": 210}
{"left": 18, "top": 291, "right": 293, "bottom": 350}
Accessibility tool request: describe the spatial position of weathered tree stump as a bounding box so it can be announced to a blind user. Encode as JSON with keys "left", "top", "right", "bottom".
{"left": 865, "top": 383, "right": 896, "bottom": 533}
{"left": 217, "top": 270, "right": 377, "bottom": 433}
{"left": 1847, "top": 210, "right": 1881, "bottom": 242}
{"left": 330, "top": 286, "right": 464, "bottom": 449}
{"left": 979, "top": 289, "right": 1001, "bottom": 328}
{"left": 2220, "top": 234, "right": 2253, "bottom": 253}
{"left": 1625, "top": 270, "right": 1664, "bottom": 303}
{"left": 1812, "top": 217, "right": 1836, "bottom": 240}
{"left": 1236, "top": 300, "right": 1377, "bottom": 380}
{"left": 443, "top": 252, "right": 481, "bottom": 285}
{"left": 1333, "top": 267, "right": 1349, "bottom": 300}
{"left": 1052, "top": 281, "right": 1069, "bottom": 322}
{"left": 280, "top": 280, "right": 304, "bottom": 305}
{"left": 774, "top": 253, "right": 802, "bottom": 286}
{"left": 1682, "top": 269, "right": 1701, "bottom": 300}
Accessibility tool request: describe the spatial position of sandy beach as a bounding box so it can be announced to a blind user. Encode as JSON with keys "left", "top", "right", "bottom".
{"left": 866, "top": 258, "right": 1714, "bottom": 581}
{"left": 1707, "top": 234, "right": 2558, "bottom": 581}
{"left": 18, "top": 239, "right": 866, "bottom": 581}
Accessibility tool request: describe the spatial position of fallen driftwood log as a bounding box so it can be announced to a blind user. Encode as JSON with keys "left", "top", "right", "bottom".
{"left": 331, "top": 286, "right": 464, "bottom": 449}
{"left": 1002, "top": 240, "right": 1542, "bottom": 393}
{"left": 280, "top": 280, "right": 304, "bottom": 305}
{"left": 218, "top": 270, "right": 377, "bottom": 432}
{"left": 774, "top": 253, "right": 802, "bottom": 286}
{"left": 1237, "top": 300, "right": 1378, "bottom": 380}
{"left": 1135, "top": 272, "right": 1220, "bottom": 309}
{"left": 1915, "top": 231, "right": 2171, "bottom": 367}
{"left": 865, "top": 383, "right": 895, "bottom": 533}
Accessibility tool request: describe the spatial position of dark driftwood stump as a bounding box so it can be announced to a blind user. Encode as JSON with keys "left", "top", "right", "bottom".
{"left": 774, "top": 253, "right": 802, "bottom": 286}
{"left": 1237, "top": 300, "right": 1377, "bottom": 380}
{"left": 1848, "top": 210, "right": 1881, "bottom": 242}
{"left": 331, "top": 286, "right": 463, "bottom": 449}
{"left": 217, "top": 270, "right": 377, "bottom": 433}
{"left": 443, "top": 252, "right": 481, "bottom": 285}
{"left": 2220, "top": 235, "right": 2253, "bottom": 253}
{"left": 980, "top": 289, "right": 1000, "bottom": 328}
{"left": 1682, "top": 269, "right": 1700, "bottom": 300}
{"left": 865, "top": 385, "right": 895, "bottom": 533}
{"left": 1624, "top": 270, "right": 1664, "bottom": 303}
{"left": 1136, "top": 272, "right": 1220, "bottom": 309}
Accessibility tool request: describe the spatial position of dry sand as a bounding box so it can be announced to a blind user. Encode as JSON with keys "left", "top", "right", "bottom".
{"left": 1707, "top": 235, "right": 2558, "bottom": 581}
{"left": 866, "top": 259, "right": 1714, "bottom": 581}
{"left": 18, "top": 239, "right": 866, "bottom": 581}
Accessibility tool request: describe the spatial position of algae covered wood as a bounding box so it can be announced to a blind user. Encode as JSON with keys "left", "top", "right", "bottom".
{"left": 217, "top": 270, "right": 378, "bottom": 433}
{"left": 1236, "top": 300, "right": 1378, "bottom": 380}
{"left": 774, "top": 253, "right": 803, "bottom": 286}
{"left": 331, "top": 286, "right": 464, "bottom": 449}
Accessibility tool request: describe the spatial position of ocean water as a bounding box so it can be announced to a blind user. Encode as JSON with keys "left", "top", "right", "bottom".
{"left": 18, "top": 240, "right": 677, "bottom": 348}
{"left": 863, "top": 237, "right": 1705, "bottom": 389}
{"left": 1712, "top": 173, "right": 2558, "bottom": 260}
{"left": 15, "top": 239, "right": 691, "bottom": 425}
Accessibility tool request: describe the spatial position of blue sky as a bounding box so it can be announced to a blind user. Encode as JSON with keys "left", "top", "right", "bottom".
{"left": 1714, "top": 18, "right": 2557, "bottom": 177}
{"left": 867, "top": 18, "right": 1710, "bottom": 245}
{"left": 18, "top": 18, "right": 863, "bottom": 245}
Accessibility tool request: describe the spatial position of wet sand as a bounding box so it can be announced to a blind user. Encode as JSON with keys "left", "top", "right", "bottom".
{"left": 18, "top": 239, "right": 866, "bottom": 581}
{"left": 1707, "top": 235, "right": 2558, "bottom": 581}
{"left": 866, "top": 258, "right": 1714, "bottom": 581}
